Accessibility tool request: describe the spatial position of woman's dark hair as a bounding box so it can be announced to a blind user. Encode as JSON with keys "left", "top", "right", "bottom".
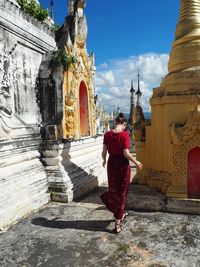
{"left": 115, "top": 112, "right": 127, "bottom": 125}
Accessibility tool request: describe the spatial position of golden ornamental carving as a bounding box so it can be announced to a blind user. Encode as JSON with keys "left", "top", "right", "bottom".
{"left": 65, "top": 94, "right": 76, "bottom": 139}
{"left": 172, "top": 133, "right": 200, "bottom": 186}
{"left": 170, "top": 103, "right": 200, "bottom": 145}
{"left": 170, "top": 103, "right": 200, "bottom": 186}
{"left": 58, "top": 0, "right": 96, "bottom": 140}
{"left": 134, "top": 169, "right": 172, "bottom": 191}
{"left": 133, "top": 106, "right": 151, "bottom": 141}
{"left": 70, "top": 78, "right": 77, "bottom": 97}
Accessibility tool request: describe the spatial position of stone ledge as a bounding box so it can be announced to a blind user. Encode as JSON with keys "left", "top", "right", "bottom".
{"left": 167, "top": 198, "right": 200, "bottom": 214}
{"left": 0, "top": 1, "right": 56, "bottom": 53}
{"left": 0, "top": 0, "right": 54, "bottom": 34}
{"left": 127, "top": 184, "right": 200, "bottom": 215}
{"left": 127, "top": 184, "right": 166, "bottom": 212}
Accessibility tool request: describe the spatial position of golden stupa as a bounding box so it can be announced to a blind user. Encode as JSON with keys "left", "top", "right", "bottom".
{"left": 134, "top": 0, "right": 200, "bottom": 198}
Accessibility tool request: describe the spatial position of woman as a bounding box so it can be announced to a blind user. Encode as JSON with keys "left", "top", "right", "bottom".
{"left": 100, "top": 112, "right": 143, "bottom": 233}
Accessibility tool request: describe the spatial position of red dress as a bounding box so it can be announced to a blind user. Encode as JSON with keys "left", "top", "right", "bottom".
{"left": 100, "top": 130, "right": 131, "bottom": 220}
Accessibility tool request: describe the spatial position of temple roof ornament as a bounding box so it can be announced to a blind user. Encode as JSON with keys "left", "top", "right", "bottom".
{"left": 68, "top": 0, "right": 76, "bottom": 15}
{"left": 128, "top": 80, "right": 135, "bottom": 130}
{"left": 136, "top": 70, "right": 142, "bottom": 106}
{"left": 68, "top": 0, "right": 86, "bottom": 15}
{"left": 168, "top": 0, "right": 200, "bottom": 73}
{"left": 57, "top": 0, "right": 87, "bottom": 48}
{"left": 130, "top": 80, "right": 135, "bottom": 93}
{"left": 170, "top": 95, "right": 200, "bottom": 145}
{"left": 50, "top": 0, "right": 54, "bottom": 21}
{"left": 136, "top": 73, "right": 142, "bottom": 96}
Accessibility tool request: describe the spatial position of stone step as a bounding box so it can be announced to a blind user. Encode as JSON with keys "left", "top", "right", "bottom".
{"left": 127, "top": 184, "right": 200, "bottom": 215}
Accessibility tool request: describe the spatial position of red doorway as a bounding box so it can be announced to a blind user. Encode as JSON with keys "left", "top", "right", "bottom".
{"left": 79, "top": 81, "right": 90, "bottom": 137}
{"left": 187, "top": 146, "right": 200, "bottom": 199}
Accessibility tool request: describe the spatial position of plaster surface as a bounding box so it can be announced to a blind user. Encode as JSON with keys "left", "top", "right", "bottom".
{"left": 1, "top": 183, "right": 200, "bottom": 267}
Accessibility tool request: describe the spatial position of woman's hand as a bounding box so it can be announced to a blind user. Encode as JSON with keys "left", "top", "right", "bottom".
{"left": 130, "top": 176, "right": 134, "bottom": 183}
{"left": 123, "top": 150, "right": 143, "bottom": 171}
{"left": 135, "top": 160, "right": 143, "bottom": 170}
{"left": 102, "top": 159, "right": 106, "bottom": 168}
{"left": 102, "top": 145, "right": 107, "bottom": 168}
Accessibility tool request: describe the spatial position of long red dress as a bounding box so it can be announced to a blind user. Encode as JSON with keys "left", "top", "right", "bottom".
{"left": 100, "top": 130, "right": 131, "bottom": 220}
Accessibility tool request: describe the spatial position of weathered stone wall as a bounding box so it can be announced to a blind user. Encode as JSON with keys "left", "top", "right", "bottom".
{"left": 42, "top": 136, "right": 107, "bottom": 202}
{"left": 0, "top": 0, "right": 106, "bottom": 231}
{"left": 0, "top": 0, "right": 56, "bottom": 230}
{"left": 38, "top": 0, "right": 106, "bottom": 204}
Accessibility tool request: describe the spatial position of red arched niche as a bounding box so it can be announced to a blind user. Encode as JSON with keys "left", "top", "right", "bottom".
{"left": 79, "top": 81, "right": 90, "bottom": 137}
{"left": 187, "top": 146, "right": 200, "bottom": 199}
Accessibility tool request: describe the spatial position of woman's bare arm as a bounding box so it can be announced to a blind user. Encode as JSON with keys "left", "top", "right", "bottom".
{"left": 123, "top": 149, "right": 143, "bottom": 170}
{"left": 102, "top": 144, "right": 107, "bottom": 167}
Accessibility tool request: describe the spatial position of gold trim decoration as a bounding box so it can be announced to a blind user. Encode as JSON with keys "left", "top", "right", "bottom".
{"left": 170, "top": 101, "right": 200, "bottom": 187}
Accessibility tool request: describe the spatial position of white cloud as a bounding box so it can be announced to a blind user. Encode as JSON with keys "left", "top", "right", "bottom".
{"left": 100, "top": 93, "right": 113, "bottom": 101}
{"left": 100, "top": 63, "right": 108, "bottom": 69}
{"left": 95, "top": 70, "right": 115, "bottom": 88}
{"left": 95, "top": 53, "right": 169, "bottom": 113}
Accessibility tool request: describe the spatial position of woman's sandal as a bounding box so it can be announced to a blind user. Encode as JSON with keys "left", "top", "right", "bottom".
{"left": 115, "top": 223, "right": 123, "bottom": 234}
{"left": 121, "top": 212, "right": 128, "bottom": 222}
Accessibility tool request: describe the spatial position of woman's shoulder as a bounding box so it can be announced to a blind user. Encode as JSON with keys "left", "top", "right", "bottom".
{"left": 104, "top": 130, "right": 111, "bottom": 135}
{"left": 122, "top": 131, "right": 129, "bottom": 136}
{"left": 104, "top": 130, "right": 112, "bottom": 137}
{"left": 104, "top": 130, "right": 129, "bottom": 137}
{"left": 121, "top": 131, "right": 130, "bottom": 140}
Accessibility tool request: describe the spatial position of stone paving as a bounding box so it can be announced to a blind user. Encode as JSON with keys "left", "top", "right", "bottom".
{"left": 1, "top": 184, "right": 200, "bottom": 267}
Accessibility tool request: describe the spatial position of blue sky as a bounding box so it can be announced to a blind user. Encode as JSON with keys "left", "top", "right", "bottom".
{"left": 39, "top": 0, "right": 181, "bottom": 112}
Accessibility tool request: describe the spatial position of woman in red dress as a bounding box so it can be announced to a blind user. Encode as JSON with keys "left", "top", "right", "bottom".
{"left": 100, "top": 113, "right": 143, "bottom": 233}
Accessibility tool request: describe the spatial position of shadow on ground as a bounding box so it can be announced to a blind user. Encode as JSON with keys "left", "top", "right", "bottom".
{"left": 74, "top": 186, "right": 107, "bottom": 205}
{"left": 31, "top": 217, "right": 114, "bottom": 234}
{"left": 73, "top": 165, "right": 137, "bottom": 206}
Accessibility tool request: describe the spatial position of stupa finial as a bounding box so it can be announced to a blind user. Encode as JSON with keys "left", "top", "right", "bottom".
{"left": 168, "top": 0, "right": 200, "bottom": 73}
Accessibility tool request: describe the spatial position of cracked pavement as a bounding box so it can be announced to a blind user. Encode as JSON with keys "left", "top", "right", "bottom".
{"left": 0, "top": 185, "right": 200, "bottom": 267}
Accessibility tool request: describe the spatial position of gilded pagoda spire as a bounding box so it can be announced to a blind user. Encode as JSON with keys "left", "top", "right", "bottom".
{"left": 168, "top": 0, "right": 200, "bottom": 73}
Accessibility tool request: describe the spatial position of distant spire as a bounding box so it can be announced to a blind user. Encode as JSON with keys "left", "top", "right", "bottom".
{"left": 50, "top": 0, "right": 54, "bottom": 20}
{"left": 130, "top": 80, "right": 135, "bottom": 105}
{"left": 128, "top": 80, "right": 135, "bottom": 130}
{"left": 136, "top": 68, "right": 142, "bottom": 106}
{"left": 130, "top": 80, "right": 135, "bottom": 93}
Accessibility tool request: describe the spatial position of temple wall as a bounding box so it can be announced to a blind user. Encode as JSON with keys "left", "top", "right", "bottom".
{"left": 0, "top": 0, "right": 106, "bottom": 231}
{"left": 147, "top": 94, "right": 198, "bottom": 174}
{"left": 135, "top": 83, "right": 200, "bottom": 194}
{"left": 42, "top": 136, "right": 107, "bottom": 202}
{"left": 0, "top": 0, "right": 56, "bottom": 230}
{"left": 135, "top": 0, "right": 200, "bottom": 199}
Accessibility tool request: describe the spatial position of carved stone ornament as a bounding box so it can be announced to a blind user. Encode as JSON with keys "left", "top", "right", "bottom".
{"left": 77, "top": 16, "right": 87, "bottom": 44}
{"left": 133, "top": 106, "right": 151, "bottom": 141}
{"left": 65, "top": 94, "right": 76, "bottom": 138}
{"left": 170, "top": 102, "right": 200, "bottom": 187}
{"left": 0, "top": 48, "right": 13, "bottom": 139}
{"left": 75, "top": 0, "right": 88, "bottom": 46}
{"left": 134, "top": 169, "right": 172, "bottom": 193}
{"left": 0, "top": 28, "right": 4, "bottom": 41}
{"left": 169, "top": 103, "right": 200, "bottom": 146}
